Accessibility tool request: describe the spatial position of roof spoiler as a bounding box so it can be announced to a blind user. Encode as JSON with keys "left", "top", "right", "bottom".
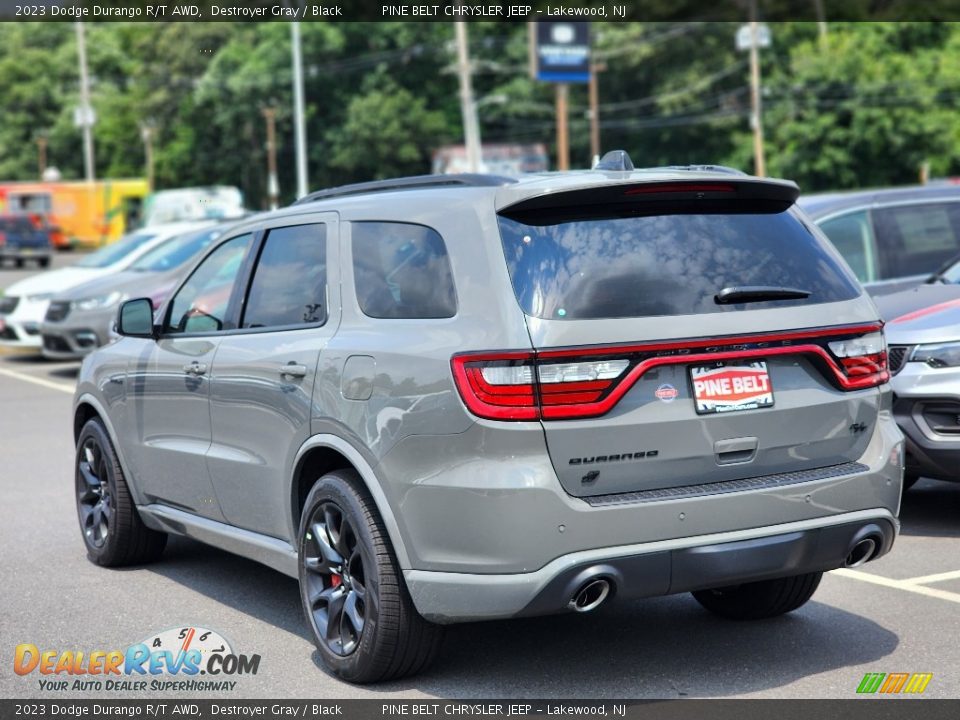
{"left": 499, "top": 178, "right": 801, "bottom": 224}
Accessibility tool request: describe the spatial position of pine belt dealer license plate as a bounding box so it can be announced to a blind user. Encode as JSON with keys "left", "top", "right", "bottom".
{"left": 690, "top": 361, "right": 774, "bottom": 415}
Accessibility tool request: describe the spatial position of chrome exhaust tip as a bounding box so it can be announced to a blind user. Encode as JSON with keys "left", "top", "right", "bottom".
{"left": 568, "top": 578, "right": 611, "bottom": 613}
{"left": 845, "top": 537, "right": 879, "bottom": 568}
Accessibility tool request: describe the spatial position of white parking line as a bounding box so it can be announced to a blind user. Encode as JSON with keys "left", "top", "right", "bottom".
{"left": 832, "top": 568, "right": 960, "bottom": 604}
{"left": 0, "top": 366, "right": 74, "bottom": 394}
{"left": 897, "top": 569, "right": 960, "bottom": 586}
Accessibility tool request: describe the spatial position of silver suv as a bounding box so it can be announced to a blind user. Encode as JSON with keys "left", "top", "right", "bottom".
{"left": 72, "top": 155, "right": 904, "bottom": 683}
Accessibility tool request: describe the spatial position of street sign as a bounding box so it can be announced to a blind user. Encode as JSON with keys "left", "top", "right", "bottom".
{"left": 736, "top": 24, "right": 771, "bottom": 51}
{"left": 73, "top": 105, "right": 96, "bottom": 128}
{"left": 533, "top": 21, "right": 591, "bottom": 84}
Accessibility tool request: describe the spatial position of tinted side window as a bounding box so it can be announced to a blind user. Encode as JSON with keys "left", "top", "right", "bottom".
{"left": 242, "top": 224, "right": 326, "bottom": 329}
{"left": 165, "top": 234, "right": 253, "bottom": 334}
{"left": 352, "top": 222, "right": 457, "bottom": 319}
{"left": 873, "top": 202, "right": 960, "bottom": 279}
{"left": 818, "top": 210, "right": 878, "bottom": 283}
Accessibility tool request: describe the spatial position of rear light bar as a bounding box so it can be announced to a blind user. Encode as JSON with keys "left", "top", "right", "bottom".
{"left": 623, "top": 183, "right": 735, "bottom": 195}
{"left": 451, "top": 324, "right": 888, "bottom": 421}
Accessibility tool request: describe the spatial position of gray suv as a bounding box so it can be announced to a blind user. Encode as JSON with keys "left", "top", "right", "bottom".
{"left": 72, "top": 155, "right": 904, "bottom": 683}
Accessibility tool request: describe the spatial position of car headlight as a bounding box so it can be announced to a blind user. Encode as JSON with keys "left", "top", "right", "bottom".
{"left": 911, "top": 342, "right": 960, "bottom": 368}
{"left": 74, "top": 291, "right": 127, "bottom": 312}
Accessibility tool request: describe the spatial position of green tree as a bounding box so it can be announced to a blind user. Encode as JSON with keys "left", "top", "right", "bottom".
{"left": 325, "top": 77, "right": 449, "bottom": 182}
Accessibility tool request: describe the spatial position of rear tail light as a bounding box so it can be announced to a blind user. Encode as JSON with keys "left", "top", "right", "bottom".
{"left": 453, "top": 325, "right": 889, "bottom": 422}
{"left": 453, "top": 355, "right": 633, "bottom": 420}
{"left": 827, "top": 331, "right": 889, "bottom": 385}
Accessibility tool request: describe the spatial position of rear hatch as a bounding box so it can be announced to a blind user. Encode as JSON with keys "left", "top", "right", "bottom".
{"left": 458, "top": 178, "right": 889, "bottom": 498}
{"left": 0, "top": 216, "right": 50, "bottom": 251}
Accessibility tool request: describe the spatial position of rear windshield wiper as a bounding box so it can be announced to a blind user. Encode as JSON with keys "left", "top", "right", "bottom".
{"left": 715, "top": 286, "right": 811, "bottom": 304}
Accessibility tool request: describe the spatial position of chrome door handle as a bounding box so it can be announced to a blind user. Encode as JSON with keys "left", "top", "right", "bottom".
{"left": 279, "top": 363, "right": 308, "bottom": 378}
{"left": 183, "top": 362, "right": 207, "bottom": 376}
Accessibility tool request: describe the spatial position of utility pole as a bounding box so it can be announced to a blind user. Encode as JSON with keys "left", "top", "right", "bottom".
{"left": 262, "top": 107, "right": 279, "bottom": 210}
{"left": 454, "top": 22, "right": 483, "bottom": 173}
{"left": 75, "top": 22, "right": 95, "bottom": 183}
{"left": 36, "top": 134, "right": 47, "bottom": 179}
{"left": 588, "top": 61, "right": 606, "bottom": 165}
{"left": 290, "top": 21, "right": 308, "bottom": 198}
{"left": 813, "top": 0, "right": 828, "bottom": 41}
{"left": 140, "top": 124, "right": 155, "bottom": 192}
{"left": 748, "top": 2, "right": 766, "bottom": 177}
{"left": 556, "top": 84, "right": 570, "bottom": 171}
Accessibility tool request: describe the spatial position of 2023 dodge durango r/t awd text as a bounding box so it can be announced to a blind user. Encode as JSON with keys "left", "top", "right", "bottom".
{"left": 72, "top": 153, "right": 904, "bottom": 683}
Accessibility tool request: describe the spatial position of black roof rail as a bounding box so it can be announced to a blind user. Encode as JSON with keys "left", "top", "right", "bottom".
{"left": 292, "top": 173, "right": 517, "bottom": 206}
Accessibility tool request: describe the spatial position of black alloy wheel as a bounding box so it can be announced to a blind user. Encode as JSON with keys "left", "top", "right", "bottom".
{"left": 76, "top": 435, "right": 115, "bottom": 549}
{"left": 302, "top": 501, "right": 369, "bottom": 656}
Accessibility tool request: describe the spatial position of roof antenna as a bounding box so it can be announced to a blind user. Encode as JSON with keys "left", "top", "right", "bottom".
{"left": 594, "top": 150, "right": 635, "bottom": 172}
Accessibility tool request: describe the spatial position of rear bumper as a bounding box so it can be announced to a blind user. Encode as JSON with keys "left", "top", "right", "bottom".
{"left": 0, "top": 248, "right": 51, "bottom": 262}
{"left": 405, "top": 509, "right": 898, "bottom": 623}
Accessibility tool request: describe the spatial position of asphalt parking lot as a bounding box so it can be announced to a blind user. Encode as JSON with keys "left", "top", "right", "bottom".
{"left": 2, "top": 257, "right": 959, "bottom": 700}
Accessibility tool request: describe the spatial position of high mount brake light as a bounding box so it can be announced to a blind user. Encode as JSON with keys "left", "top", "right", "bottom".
{"left": 623, "top": 183, "right": 736, "bottom": 195}
{"left": 452, "top": 325, "right": 888, "bottom": 422}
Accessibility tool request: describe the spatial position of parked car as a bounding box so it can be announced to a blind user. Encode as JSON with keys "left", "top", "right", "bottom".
{"left": 867, "top": 256, "right": 960, "bottom": 488}
{"left": 73, "top": 155, "right": 902, "bottom": 683}
{"left": 0, "top": 222, "right": 212, "bottom": 351}
{"left": 40, "top": 224, "right": 229, "bottom": 360}
{"left": 799, "top": 184, "right": 960, "bottom": 294}
{"left": 0, "top": 214, "right": 52, "bottom": 268}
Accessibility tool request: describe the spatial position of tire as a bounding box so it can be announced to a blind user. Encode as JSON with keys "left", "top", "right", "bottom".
{"left": 298, "top": 469, "right": 444, "bottom": 683}
{"left": 38, "top": 257, "right": 50, "bottom": 268}
{"left": 75, "top": 418, "right": 167, "bottom": 566}
{"left": 14, "top": 258, "right": 24, "bottom": 269}
{"left": 903, "top": 472, "right": 920, "bottom": 491}
{"left": 692, "top": 571, "right": 823, "bottom": 621}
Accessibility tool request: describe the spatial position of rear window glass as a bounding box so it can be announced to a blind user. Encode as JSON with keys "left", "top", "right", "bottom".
{"left": 872, "top": 202, "right": 960, "bottom": 279}
{"left": 352, "top": 222, "right": 457, "bottom": 319}
{"left": 0, "top": 217, "right": 34, "bottom": 232}
{"left": 497, "top": 210, "right": 860, "bottom": 320}
{"left": 817, "top": 210, "right": 877, "bottom": 283}
{"left": 76, "top": 231, "right": 158, "bottom": 268}
{"left": 130, "top": 227, "right": 222, "bottom": 272}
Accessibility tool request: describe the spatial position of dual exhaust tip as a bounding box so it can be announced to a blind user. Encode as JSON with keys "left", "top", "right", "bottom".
{"left": 568, "top": 577, "right": 612, "bottom": 613}
{"left": 844, "top": 536, "right": 881, "bottom": 568}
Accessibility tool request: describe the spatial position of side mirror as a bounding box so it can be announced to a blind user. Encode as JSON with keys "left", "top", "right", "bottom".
{"left": 116, "top": 298, "right": 156, "bottom": 338}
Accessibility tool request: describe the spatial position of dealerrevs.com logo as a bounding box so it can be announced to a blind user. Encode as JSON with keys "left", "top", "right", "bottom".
{"left": 856, "top": 672, "right": 933, "bottom": 695}
{"left": 14, "top": 626, "right": 260, "bottom": 693}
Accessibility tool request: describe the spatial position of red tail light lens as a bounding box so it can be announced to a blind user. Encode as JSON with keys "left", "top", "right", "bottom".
{"left": 451, "top": 353, "right": 539, "bottom": 420}
{"left": 827, "top": 331, "right": 889, "bottom": 387}
{"left": 452, "top": 325, "right": 889, "bottom": 422}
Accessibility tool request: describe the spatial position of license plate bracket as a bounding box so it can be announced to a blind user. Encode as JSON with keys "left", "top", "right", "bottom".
{"left": 690, "top": 361, "right": 774, "bottom": 415}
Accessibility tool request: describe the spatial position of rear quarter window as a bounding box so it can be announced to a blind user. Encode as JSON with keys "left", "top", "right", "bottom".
{"left": 352, "top": 222, "right": 457, "bottom": 319}
{"left": 497, "top": 209, "right": 860, "bottom": 320}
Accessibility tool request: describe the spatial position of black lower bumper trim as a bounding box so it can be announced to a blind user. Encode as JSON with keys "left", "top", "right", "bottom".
{"left": 518, "top": 517, "right": 896, "bottom": 617}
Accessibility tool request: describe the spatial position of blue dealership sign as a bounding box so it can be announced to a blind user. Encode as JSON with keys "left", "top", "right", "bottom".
{"left": 534, "top": 22, "right": 591, "bottom": 84}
